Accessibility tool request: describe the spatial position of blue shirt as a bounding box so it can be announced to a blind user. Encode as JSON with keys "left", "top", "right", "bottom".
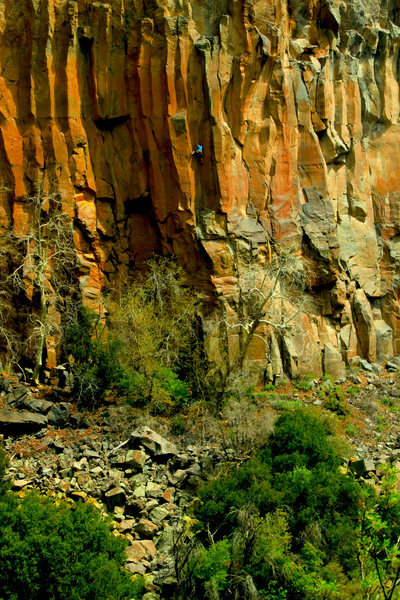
{"left": 197, "top": 145, "right": 203, "bottom": 152}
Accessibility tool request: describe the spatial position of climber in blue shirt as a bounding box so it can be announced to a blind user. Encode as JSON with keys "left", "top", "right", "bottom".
{"left": 192, "top": 144, "right": 204, "bottom": 164}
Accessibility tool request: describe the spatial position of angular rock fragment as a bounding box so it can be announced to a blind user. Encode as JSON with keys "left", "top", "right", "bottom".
{"left": 130, "top": 427, "right": 178, "bottom": 460}
{"left": 0, "top": 409, "right": 47, "bottom": 433}
{"left": 104, "top": 487, "right": 127, "bottom": 509}
{"left": 135, "top": 518, "right": 158, "bottom": 538}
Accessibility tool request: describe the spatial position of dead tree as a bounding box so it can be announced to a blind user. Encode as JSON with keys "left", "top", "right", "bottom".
{"left": 0, "top": 184, "right": 76, "bottom": 379}
{"left": 208, "top": 250, "right": 312, "bottom": 402}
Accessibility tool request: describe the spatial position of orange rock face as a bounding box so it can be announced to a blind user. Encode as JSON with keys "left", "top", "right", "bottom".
{"left": 0, "top": 0, "right": 399, "bottom": 374}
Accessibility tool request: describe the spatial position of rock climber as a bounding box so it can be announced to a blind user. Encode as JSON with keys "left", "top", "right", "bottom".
{"left": 192, "top": 144, "right": 204, "bottom": 164}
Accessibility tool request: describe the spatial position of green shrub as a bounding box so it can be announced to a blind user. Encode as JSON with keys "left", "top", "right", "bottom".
{"left": 131, "top": 575, "right": 146, "bottom": 598}
{"left": 0, "top": 491, "right": 136, "bottom": 599}
{"left": 294, "top": 377, "right": 314, "bottom": 391}
{"left": 272, "top": 399, "right": 303, "bottom": 411}
{"left": 324, "top": 394, "right": 348, "bottom": 416}
{"left": 65, "top": 306, "right": 127, "bottom": 407}
{"left": 377, "top": 415, "right": 389, "bottom": 432}
{"left": 127, "top": 366, "right": 191, "bottom": 414}
{"left": 196, "top": 457, "right": 276, "bottom": 535}
{"left": 346, "top": 386, "right": 360, "bottom": 396}
{"left": 268, "top": 408, "right": 342, "bottom": 471}
{"left": 65, "top": 259, "right": 201, "bottom": 410}
{"left": 191, "top": 408, "right": 363, "bottom": 599}
{"left": 191, "top": 539, "right": 231, "bottom": 591}
{"left": 153, "top": 367, "right": 191, "bottom": 408}
{"left": 382, "top": 396, "right": 395, "bottom": 406}
{"left": 265, "top": 382, "right": 276, "bottom": 391}
{"left": 319, "top": 385, "right": 348, "bottom": 416}
{"left": 171, "top": 414, "right": 188, "bottom": 436}
{"left": 0, "top": 444, "right": 9, "bottom": 497}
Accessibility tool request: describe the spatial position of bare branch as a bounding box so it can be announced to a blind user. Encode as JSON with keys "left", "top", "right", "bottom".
{"left": 0, "top": 183, "right": 77, "bottom": 378}
{"left": 208, "top": 249, "right": 312, "bottom": 403}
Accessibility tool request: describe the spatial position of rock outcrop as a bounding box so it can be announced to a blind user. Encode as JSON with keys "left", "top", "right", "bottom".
{"left": 0, "top": 0, "right": 399, "bottom": 376}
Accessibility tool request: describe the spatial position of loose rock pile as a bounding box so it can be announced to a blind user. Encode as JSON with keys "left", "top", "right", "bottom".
{"left": 2, "top": 409, "right": 220, "bottom": 596}
{"left": 2, "top": 366, "right": 400, "bottom": 598}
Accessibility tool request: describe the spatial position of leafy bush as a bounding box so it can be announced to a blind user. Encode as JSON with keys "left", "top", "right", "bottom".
{"left": 175, "top": 408, "right": 400, "bottom": 600}
{"left": 170, "top": 414, "right": 188, "bottom": 436}
{"left": 190, "top": 539, "right": 231, "bottom": 591}
{"left": 124, "top": 366, "right": 191, "bottom": 414}
{"left": 188, "top": 408, "right": 363, "bottom": 600}
{"left": 294, "top": 376, "right": 314, "bottom": 391}
{"left": 0, "top": 492, "right": 137, "bottom": 600}
{"left": 272, "top": 399, "right": 303, "bottom": 411}
{"left": 65, "top": 301, "right": 193, "bottom": 412}
{"left": 264, "top": 382, "right": 276, "bottom": 391}
{"left": 65, "top": 306, "right": 127, "bottom": 407}
{"left": 109, "top": 257, "right": 197, "bottom": 381}
{"left": 65, "top": 257, "right": 199, "bottom": 410}
{"left": 324, "top": 393, "right": 348, "bottom": 416}
{"left": 346, "top": 386, "right": 360, "bottom": 396}
{"left": 382, "top": 395, "right": 395, "bottom": 406}
{"left": 153, "top": 367, "right": 191, "bottom": 407}
{"left": 317, "top": 385, "right": 349, "bottom": 416}
{"left": 268, "top": 408, "right": 342, "bottom": 471}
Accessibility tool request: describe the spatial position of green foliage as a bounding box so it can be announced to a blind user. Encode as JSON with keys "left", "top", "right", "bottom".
{"left": 294, "top": 376, "right": 314, "bottom": 391}
{"left": 346, "top": 386, "right": 360, "bottom": 396}
{"left": 259, "top": 587, "right": 288, "bottom": 600}
{"left": 109, "top": 257, "right": 198, "bottom": 411}
{"left": 324, "top": 394, "right": 348, "bottom": 416}
{"left": 357, "top": 466, "right": 400, "bottom": 600}
{"left": 153, "top": 367, "right": 191, "bottom": 407}
{"left": 170, "top": 414, "right": 188, "bottom": 436}
{"left": 0, "top": 444, "right": 9, "bottom": 497}
{"left": 190, "top": 539, "right": 231, "bottom": 591}
{"left": 186, "top": 408, "right": 365, "bottom": 600}
{"left": 382, "top": 395, "right": 396, "bottom": 407}
{"left": 264, "top": 382, "right": 276, "bottom": 391}
{"left": 65, "top": 302, "right": 192, "bottom": 413}
{"left": 268, "top": 408, "right": 342, "bottom": 471}
{"left": 65, "top": 306, "right": 127, "bottom": 407}
{"left": 110, "top": 257, "right": 196, "bottom": 374}
{"left": 0, "top": 491, "right": 136, "bottom": 600}
{"left": 346, "top": 424, "right": 356, "bottom": 435}
{"left": 318, "top": 385, "right": 349, "bottom": 416}
{"left": 272, "top": 399, "right": 303, "bottom": 411}
{"left": 131, "top": 575, "right": 146, "bottom": 598}
{"left": 377, "top": 415, "right": 389, "bottom": 432}
{"left": 124, "top": 366, "right": 191, "bottom": 414}
{"left": 323, "top": 374, "right": 334, "bottom": 381}
{"left": 196, "top": 457, "right": 276, "bottom": 535}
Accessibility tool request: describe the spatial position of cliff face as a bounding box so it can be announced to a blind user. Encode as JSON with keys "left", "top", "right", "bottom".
{"left": 0, "top": 0, "right": 399, "bottom": 376}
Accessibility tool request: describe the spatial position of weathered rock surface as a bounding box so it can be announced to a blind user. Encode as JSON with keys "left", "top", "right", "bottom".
{"left": 0, "top": 0, "right": 399, "bottom": 377}
{"left": 130, "top": 427, "right": 179, "bottom": 460}
{"left": 0, "top": 409, "right": 47, "bottom": 432}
